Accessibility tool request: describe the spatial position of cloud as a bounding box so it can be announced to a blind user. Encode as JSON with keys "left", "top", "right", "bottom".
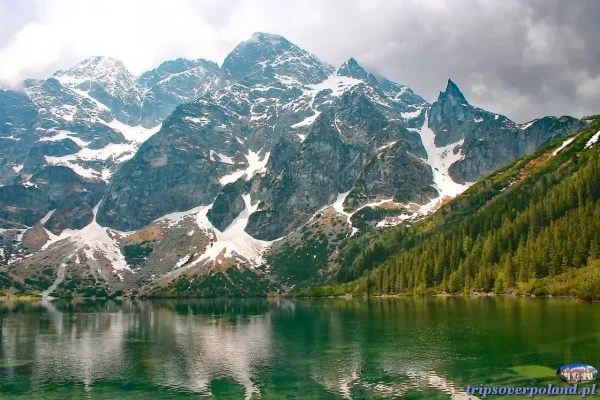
{"left": 0, "top": 0, "right": 228, "bottom": 79}
{"left": 0, "top": 0, "right": 598, "bottom": 122}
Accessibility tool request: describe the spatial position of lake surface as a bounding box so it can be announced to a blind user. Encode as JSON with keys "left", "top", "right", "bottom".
{"left": 0, "top": 297, "right": 598, "bottom": 399}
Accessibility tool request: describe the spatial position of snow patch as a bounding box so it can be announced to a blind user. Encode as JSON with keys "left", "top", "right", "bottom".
{"left": 250, "top": 113, "right": 267, "bottom": 122}
{"left": 106, "top": 119, "right": 161, "bottom": 143}
{"left": 0, "top": 135, "right": 19, "bottom": 141}
{"left": 376, "top": 213, "right": 412, "bottom": 228}
{"left": 329, "top": 192, "right": 418, "bottom": 235}
{"left": 330, "top": 191, "right": 374, "bottom": 236}
{"left": 332, "top": 191, "right": 352, "bottom": 216}
{"left": 219, "top": 150, "right": 270, "bottom": 185}
{"left": 417, "top": 114, "right": 469, "bottom": 199}
{"left": 164, "top": 197, "right": 273, "bottom": 268}
{"left": 44, "top": 156, "right": 102, "bottom": 179}
{"left": 305, "top": 75, "right": 362, "bottom": 98}
{"left": 377, "top": 141, "right": 398, "bottom": 152}
{"left": 175, "top": 254, "right": 192, "bottom": 268}
{"left": 203, "top": 195, "right": 271, "bottom": 263}
{"left": 39, "top": 209, "right": 56, "bottom": 225}
{"left": 184, "top": 116, "right": 210, "bottom": 127}
{"left": 38, "top": 130, "right": 89, "bottom": 147}
{"left": 210, "top": 150, "right": 236, "bottom": 164}
{"left": 71, "top": 205, "right": 130, "bottom": 271}
{"left": 61, "top": 104, "right": 77, "bottom": 121}
{"left": 585, "top": 131, "right": 600, "bottom": 149}
{"left": 69, "top": 87, "right": 111, "bottom": 111}
{"left": 158, "top": 205, "right": 208, "bottom": 228}
{"left": 40, "top": 206, "right": 129, "bottom": 272}
{"left": 43, "top": 122, "right": 161, "bottom": 180}
{"left": 401, "top": 108, "right": 422, "bottom": 120}
{"left": 519, "top": 119, "right": 538, "bottom": 130}
{"left": 552, "top": 136, "right": 576, "bottom": 156}
{"left": 291, "top": 112, "right": 320, "bottom": 128}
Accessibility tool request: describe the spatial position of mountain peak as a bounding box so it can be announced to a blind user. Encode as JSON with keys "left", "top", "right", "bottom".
{"left": 53, "top": 56, "right": 133, "bottom": 85}
{"left": 439, "top": 79, "right": 468, "bottom": 104}
{"left": 67, "top": 56, "right": 128, "bottom": 73}
{"left": 337, "top": 58, "right": 368, "bottom": 80}
{"left": 221, "top": 32, "right": 332, "bottom": 84}
{"left": 247, "top": 32, "right": 290, "bottom": 46}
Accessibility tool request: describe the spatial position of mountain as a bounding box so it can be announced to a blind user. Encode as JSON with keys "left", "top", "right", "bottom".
{"left": 300, "top": 116, "right": 600, "bottom": 299}
{"left": 429, "top": 79, "right": 587, "bottom": 183}
{"left": 0, "top": 55, "right": 220, "bottom": 186}
{"left": 0, "top": 32, "right": 590, "bottom": 298}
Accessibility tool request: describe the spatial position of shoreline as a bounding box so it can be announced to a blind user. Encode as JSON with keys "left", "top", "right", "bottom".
{"left": 0, "top": 292, "right": 593, "bottom": 302}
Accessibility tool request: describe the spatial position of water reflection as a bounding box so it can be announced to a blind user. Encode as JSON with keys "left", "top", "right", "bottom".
{"left": 161, "top": 308, "right": 272, "bottom": 397}
{"left": 0, "top": 299, "right": 275, "bottom": 398}
{"left": 0, "top": 297, "right": 597, "bottom": 399}
{"left": 33, "top": 300, "right": 127, "bottom": 392}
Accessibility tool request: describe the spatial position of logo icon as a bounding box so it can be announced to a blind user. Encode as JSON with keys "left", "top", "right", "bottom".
{"left": 557, "top": 364, "right": 598, "bottom": 383}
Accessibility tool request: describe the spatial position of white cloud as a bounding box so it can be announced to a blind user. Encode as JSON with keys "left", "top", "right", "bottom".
{"left": 0, "top": 22, "right": 62, "bottom": 84}
{"left": 0, "top": 0, "right": 231, "bottom": 83}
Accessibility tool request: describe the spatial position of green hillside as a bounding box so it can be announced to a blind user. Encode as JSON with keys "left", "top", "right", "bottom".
{"left": 301, "top": 116, "right": 600, "bottom": 300}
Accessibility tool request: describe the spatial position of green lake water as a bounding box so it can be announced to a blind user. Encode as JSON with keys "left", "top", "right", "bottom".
{"left": 0, "top": 297, "right": 598, "bottom": 399}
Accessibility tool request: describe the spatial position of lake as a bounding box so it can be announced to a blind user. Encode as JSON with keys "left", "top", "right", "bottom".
{"left": 0, "top": 297, "right": 598, "bottom": 399}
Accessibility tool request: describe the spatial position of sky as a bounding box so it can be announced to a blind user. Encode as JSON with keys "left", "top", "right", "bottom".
{"left": 0, "top": 0, "right": 598, "bottom": 123}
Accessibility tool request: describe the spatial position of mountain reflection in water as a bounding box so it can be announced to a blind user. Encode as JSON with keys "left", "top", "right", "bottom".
{"left": 0, "top": 297, "right": 597, "bottom": 399}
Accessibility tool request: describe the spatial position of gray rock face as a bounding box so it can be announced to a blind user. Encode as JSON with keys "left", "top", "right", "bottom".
{"left": 0, "top": 89, "right": 39, "bottom": 184}
{"left": 0, "top": 89, "right": 38, "bottom": 136}
{"left": 344, "top": 142, "right": 437, "bottom": 211}
{"left": 336, "top": 90, "right": 389, "bottom": 149}
{"left": 428, "top": 79, "right": 488, "bottom": 147}
{"left": 44, "top": 203, "right": 95, "bottom": 233}
{"left": 247, "top": 111, "right": 365, "bottom": 240}
{"left": 95, "top": 95, "right": 263, "bottom": 231}
{"left": 517, "top": 116, "right": 588, "bottom": 154}
{"left": 31, "top": 166, "right": 105, "bottom": 233}
{"left": 429, "top": 79, "right": 588, "bottom": 183}
{"left": 337, "top": 58, "right": 369, "bottom": 80}
{"left": 0, "top": 185, "right": 48, "bottom": 227}
{"left": 207, "top": 179, "right": 248, "bottom": 231}
{"left": 0, "top": 166, "right": 104, "bottom": 231}
{"left": 139, "top": 58, "right": 221, "bottom": 127}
